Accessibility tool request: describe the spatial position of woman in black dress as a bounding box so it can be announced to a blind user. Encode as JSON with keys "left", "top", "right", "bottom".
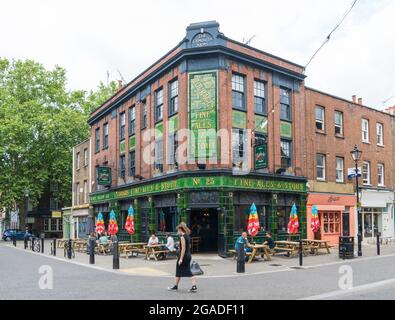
{"left": 168, "top": 222, "right": 197, "bottom": 293}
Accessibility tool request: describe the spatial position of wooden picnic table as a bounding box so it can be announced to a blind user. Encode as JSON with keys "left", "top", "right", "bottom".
{"left": 73, "top": 240, "right": 87, "bottom": 252}
{"left": 302, "top": 239, "right": 331, "bottom": 255}
{"left": 145, "top": 244, "right": 170, "bottom": 261}
{"left": 119, "top": 242, "right": 147, "bottom": 258}
{"left": 247, "top": 244, "right": 272, "bottom": 263}
{"left": 273, "top": 240, "right": 308, "bottom": 258}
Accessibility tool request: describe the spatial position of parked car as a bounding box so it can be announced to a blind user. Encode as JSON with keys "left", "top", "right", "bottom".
{"left": 2, "top": 229, "right": 32, "bottom": 241}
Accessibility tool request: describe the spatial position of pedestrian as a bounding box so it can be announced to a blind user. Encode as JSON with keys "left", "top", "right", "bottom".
{"left": 266, "top": 231, "right": 275, "bottom": 250}
{"left": 235, "top": 232, "right": 252, "bottom": 262}
{"left": 168, "top": 222, "right": 197, "bottom": 293}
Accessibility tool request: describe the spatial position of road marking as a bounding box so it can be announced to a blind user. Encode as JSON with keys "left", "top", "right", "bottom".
{"left": 300, "top": 278, "right": 395, "bottom": 300}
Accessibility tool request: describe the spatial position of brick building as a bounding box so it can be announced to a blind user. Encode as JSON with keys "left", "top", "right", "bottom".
{"left": 88, "top": 21, "right": 309, "bottom": 255}
{"left": 62, "top": 138, "right": 92, "bottom": 239}
{"left": 305, "top": 90, "right": 394, "bottom": 244}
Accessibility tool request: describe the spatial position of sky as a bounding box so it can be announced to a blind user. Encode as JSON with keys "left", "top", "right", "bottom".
{"left": 1, "top": 0, "right": 394, "bottom": 109}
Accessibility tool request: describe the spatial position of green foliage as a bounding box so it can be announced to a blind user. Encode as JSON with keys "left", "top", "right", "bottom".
{"left": 0, "top": 58, "right": 117, "bottom": 218}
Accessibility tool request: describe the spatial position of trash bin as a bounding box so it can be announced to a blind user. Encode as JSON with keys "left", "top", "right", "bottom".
{"left": 339, "top": 236, "right": 354, "bottom": 259}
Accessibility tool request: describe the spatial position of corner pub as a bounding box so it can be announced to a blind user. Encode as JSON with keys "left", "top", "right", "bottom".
{"left": 89, "top": 21, "right": 308, "bottom": 256}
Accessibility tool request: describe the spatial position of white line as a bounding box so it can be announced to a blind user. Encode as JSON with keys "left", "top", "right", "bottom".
{"left": 300, "top": 278, "right": 395, "bottom": 300}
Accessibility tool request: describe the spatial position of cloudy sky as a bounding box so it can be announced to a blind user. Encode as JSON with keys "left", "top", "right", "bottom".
{"left": 1, "top": 0, "right": 394, "bottom": 109}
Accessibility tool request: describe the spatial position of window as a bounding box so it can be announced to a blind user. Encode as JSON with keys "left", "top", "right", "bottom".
{"left": 50, "top": 198, "right": 59, "bottom": 210}
{"left": 155, "top": 88, "right": 163, "bottom": 122}
{"left": 280, "top": 88, "right": 291, "bottom": 121}
{"left": 129, "top": 106, "right": 135, "bottom": 136}
{"left": 315, "top": 106, "right": 325, "bottom": 131}
{"left": 169, "top": 80, "right": 178, "bottom": 115}
{"left": 84, "top": 148, "right": 88, "bottom": 166}
{"left": 362, "top": 161, "right": 371, "bottom": 185}
{"left": 334, "top": 111, "right": 343, "bottom": 135}
{"left": 232, "top": 74, "right": 245, "bottom": 110}
{"left": 378, "top": 163, "right": 384, "bottom": 186}
{"left": 323, "top": 211, "right": 341, "bottom": 234}
{"left": 129, "top": 150, "right": 135, "bottom": 177}
{"left": 154, "top": 138, "right": 163, "bottom": 173}
{"left": 95, "top": 165, "right": 100, "bottom": 191}
{"left": 234, "top": 205, "right": 269, "bottom": 233}
{"left": 254, "top": 80, "right": 266, "bottom": 114}
{"left": 76, "top": 183, "right": 80, "bottom": 206}
{"left": 95, "top": 128, "right": 100, "bottom": 152}
{"left": 157, "top": 207, "right": 178, "bottom": 232}
{"left": 119, "top": 113, "right": 126, "bottom": 140}
{"left": 76, "top": 152, "right": 80, "bottom": 170}
{"left": 232, "top": 129, "right": 246, "bottom": 166}
{"left": 336, "top": 157, "right": 344, "bottom": 183}
{"left": 168, "top": 132, "right": 178, "bottom": 166}
{"left": 376, "top": 123, "right": 384, "bottom": 146}
{"left": 254, "top": 133, "right": 267, "bottom": 146}
{"left": 280, "top": 140, "right": 292, "bottom": 168}
{"left": 316, "top": 154, "right": 326, "bottom": 181}
{"left": 141, "top": 100, "right": 147, "bottom": 129}
{"left": 44, "top": 219, "right": 49, "bottom": 232}
{"left": 83, "top": 180, "right": 88, "bottom": 203}
{"left": 362, "top": 119, "right": 369, "bottom": 143}
{"left": 102, "top": 123, "right": 108, "bottom": 149}
{"left": 119, "top": 155, "right": 126, "bottom": 178}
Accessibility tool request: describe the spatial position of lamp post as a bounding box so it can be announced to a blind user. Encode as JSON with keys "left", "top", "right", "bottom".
{"left": 350, "top": 145, "right": 363, "bottom": 257}
{"left": 24, "top": 188, "right": 29, "bottom": 229}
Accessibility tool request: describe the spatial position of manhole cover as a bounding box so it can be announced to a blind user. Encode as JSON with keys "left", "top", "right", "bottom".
{"left": 269, "top": 264, "right": 283, "bottom": 267}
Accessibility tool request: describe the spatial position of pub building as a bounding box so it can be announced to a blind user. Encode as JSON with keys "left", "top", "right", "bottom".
{"left": 88, "top": 21, "right": 308, "bottom": 256}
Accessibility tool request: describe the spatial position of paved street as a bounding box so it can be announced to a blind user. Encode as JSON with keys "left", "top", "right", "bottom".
{"left": 1, "top": 242, "right": 395, "bottom": 300}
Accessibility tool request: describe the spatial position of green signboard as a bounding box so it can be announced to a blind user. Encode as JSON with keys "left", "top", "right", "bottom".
{"left": 188, "top": 71, "right": 218, "bottom": 160}
{"left": 168, "top": 115, "right": 178, "bottom": 134}
{"left": 255, "top": 115, "right": 268, "bottom": 133}
{"left": 254, "top": 144, "right": 267, "bottom": 169}
{"left": 232, "top": 110, "right": 247, "bottom": 129}
{"left": 90, "top": 175, "right": 306, "bottom": 203}
{"left": 280, "top": 121, "right": 292, "bottom": 138}
{"left": 129, "top": 136, "right": 136, "bottom": 150}
{"left": 155, "top": 122, "right": 163, "bottom": 139}
{"left": 98, "top": 167, "right": 111, "bottom": 186}
{"left": 120, "top": 140, "right": 126, "bottom": 154}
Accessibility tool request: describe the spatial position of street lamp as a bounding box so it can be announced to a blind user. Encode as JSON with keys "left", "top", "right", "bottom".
{"left": 24, "top": 188, "right": 29, "bottom": 230}
{"left": 350, "top": 145, "right": 362, "bottom": 256}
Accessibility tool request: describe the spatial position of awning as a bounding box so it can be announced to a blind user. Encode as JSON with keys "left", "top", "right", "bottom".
{"left": 361, "top": 190, "right": 394, "bottom": 208}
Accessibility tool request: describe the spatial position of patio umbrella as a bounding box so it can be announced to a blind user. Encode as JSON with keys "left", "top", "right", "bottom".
{"left": 159, "top": 210, "right": 166, "bottom": 232}
{"left": 287, "top": 203, "right": 299, "bottom": 234}
{"left": 95, "top": 212, "right": 105, "bottom": 234}
{"left": 311, "top": 205, "right": 320, "bottom": 233}
{"left": 108, "top": 210, "right": 119, "bottom": 236}
{"left": 125, "top": 206, "right": 135, "bottom": 235}
{"left": 247, "top": 203, "right": 260, "bottom": 238}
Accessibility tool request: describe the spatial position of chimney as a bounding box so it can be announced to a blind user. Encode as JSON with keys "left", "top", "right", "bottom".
{"left": 352, "top": 95, "right": 357, "bottom": 103}
{"left": 118, "top": 80, "right": 123, "bottom": 92}
{"left": 358, "top": 97, "right": 363, "bottom": 105}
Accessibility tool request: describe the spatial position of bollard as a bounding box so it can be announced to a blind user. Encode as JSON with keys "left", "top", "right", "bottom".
{"left": 24, "top": 237, "right": 28, "bottom": 249}
{"left": 377, "top": 234, "right": 381, "bottom": 256}
{"left": 299, "top": 240, "right": 303, "bottom": 266}
{"left": 357, "top": 234, "right": 362, "bottom": 257}
{"left": 31, "top": 237, "right": 34, "bottom": 251}
{"left": 113, "top": 241, "right": 120, "bottom": 269}
{"left": 41, "top": 238, "right": 44, "bottom": 253}
{"left": 53, "top": 239, "right": 56, "bottom": 256}
{"left": 236, "top": 242, "right": 245, "bottom": 273}
{"left": 67, "top": 239, "right": 72, "bottom": 259}
{"left": 13, "top": 235, "right": 17, "bottom": 247}
{"left": 89, "top": 238, "right": 95, "bottom": 264}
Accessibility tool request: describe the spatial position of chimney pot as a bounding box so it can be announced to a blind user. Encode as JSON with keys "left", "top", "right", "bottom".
{"left": 352, "top": 95, "right": 356, "bottom": 103}
{"left": 358, "top": 98, "right": 363, "bottom": 105}
{"left": 118, "top": 80, "right": 123, "bottom": 91}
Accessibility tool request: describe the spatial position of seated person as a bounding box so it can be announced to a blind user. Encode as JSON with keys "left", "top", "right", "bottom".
{"left": 148, "top": 233, "right": 159, "bottom": 246}
{"left": 235, "top": 232, "right": 252, "bottom": 261}
{"left": 164, "top": 233, "right": 175, "bottom": 251}
{"left": 98, "top": 233, "right": 109, "bottom": 245}
{"left": 266, "top": 232, "right": 275, "bottom": 250}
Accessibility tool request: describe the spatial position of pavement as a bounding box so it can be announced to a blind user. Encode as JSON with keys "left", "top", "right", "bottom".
{"left": 1, "top": 240, "right": 395, "bottom": 299}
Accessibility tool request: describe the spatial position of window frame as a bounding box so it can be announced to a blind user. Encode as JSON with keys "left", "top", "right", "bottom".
{"left": 376, "top": 123, "right": 384, "bottom": 146}
{"left": 316, "top": 153, "right": 326, "bottom": 181}
{"left": 315, "top": 106, "right": 325, "bottom": 132}
{"left": 280, "top": 87, "right": 292, "bottom": 122}
{"left": 377, "top": 163, "right": 385, "bottom": 186}
{"left": 334, "top": 111, "right": 343, "bottom": 136}
{"left": 129, "top": 150, "right": 136, "bottom": 177}
{"left": 119, "top": 112, "right": 126, "bottom": 141}
{"left": 254, "top": 80, "right": 267, "bottom": 115}
{"left": 335, "top": 157, "right": 344, "bottom": 183}
{"left": 95, "top": 128, "right": 100, "bottom": 153}
{"left": 362, "top": 161, "right": 371, "bottom": 185}
{"left": 154, "top": 138, "right": 164, "bottom": 173}
{"left": 129, "top": 106, "right": 136, "bottom": 136}
{"left": 84, "top": 148, "right": 88, "bottom": 167}
{"left": 362, "top": 119, "right": 370, "bottom": 143}
{"left": 103, "top": 123, "right": 109, "bottom": 149}
{"left": 232, "top": 128, "right": 246, "bottom": 166}
{"left": 280, "top": 139, "right": 292, "bottom": 169}
{"left": 76, "top": 152, "right": 80, "bottom": 170}
{"left": 232, "top": 74, "right": 246, "bottom": 111}
{"left": 141, "top": 100, "right": 147, "bottom": 129}
{"left": 169, "top": 79, "right": 178, "bottom": 116}
{"left": 119, "top": 155, "right": 126, "bottom": 178}
{"left": 155, "top": 88, "right": 164, "bottom": 122}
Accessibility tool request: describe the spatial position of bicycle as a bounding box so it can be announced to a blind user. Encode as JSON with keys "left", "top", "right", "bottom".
{"left": 32, "top": 238, "right": 41, "bottom": 252}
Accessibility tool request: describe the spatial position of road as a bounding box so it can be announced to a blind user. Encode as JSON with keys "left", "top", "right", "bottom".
{"left": 1, "top": 244, "right": 395, "bottom": 300}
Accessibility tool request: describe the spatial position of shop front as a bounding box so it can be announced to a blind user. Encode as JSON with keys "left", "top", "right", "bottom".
{"left": 71, "top": 205, "right": 90, "bottom": 239}
{"left": 90, "top": 173, "right": 307, "bottom": 256}
{"left": 307, "top": 193, "right": 356, "bottom": 246}
{"left": 360, "top": 189, "right": 394, "bottom": 243}
{"left": 62, "top": 207, "right": 72, "bottom": 239}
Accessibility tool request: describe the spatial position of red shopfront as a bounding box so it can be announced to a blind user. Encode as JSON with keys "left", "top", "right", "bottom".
{"left": 307, "top": 193, "right": 356, "bottom": 246}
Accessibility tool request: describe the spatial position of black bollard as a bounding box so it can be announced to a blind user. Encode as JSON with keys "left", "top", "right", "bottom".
{"left": 113, "top": 241, "right": 120, "bottom": 269}
{"left": 236, "top": 242, "right": 245, "bottom": 273}
{"left": 357, "top": 234, "right": 362, "bottom": 257}
{"left": 299, "top": 240, "right": 303, "bottom": 266}
{"left": 53, "top": 239, "right": 56, "bottom": 256}
{"left": 67, "top": 239, "right": 72, "bottom": 259}
{"left": 377, "top": 234, "right": 381, "bottom": 256}
{"left": 24, "top": 237, "right": 28, "bottom": 249}
{"left": 13, "top": 235, "right": 17, "bottom": 247}
{"left": 31, "top": 237, "right": 34, "bottom": 251}
{"left": 41, "top": 238, "right": 44, "bottom": 253}
{"left": 89, "top": 238, "right": 95, "bottom": 264}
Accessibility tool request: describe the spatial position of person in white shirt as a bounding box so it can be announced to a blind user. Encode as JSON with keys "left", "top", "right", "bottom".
{"left": 165, "top": 233, "right": 175, "bottom": 251}
{"left": 148, "top": 233, "right": 159, "bottom": 246}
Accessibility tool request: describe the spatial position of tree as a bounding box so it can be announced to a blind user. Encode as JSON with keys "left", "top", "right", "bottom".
{"left": 0, "top": 58, "right": 117, "bottom": 226}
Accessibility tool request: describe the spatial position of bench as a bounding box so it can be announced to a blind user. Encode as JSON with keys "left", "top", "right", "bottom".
{"left": 229, "top": 249, "right": 252, "bottom": 260}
